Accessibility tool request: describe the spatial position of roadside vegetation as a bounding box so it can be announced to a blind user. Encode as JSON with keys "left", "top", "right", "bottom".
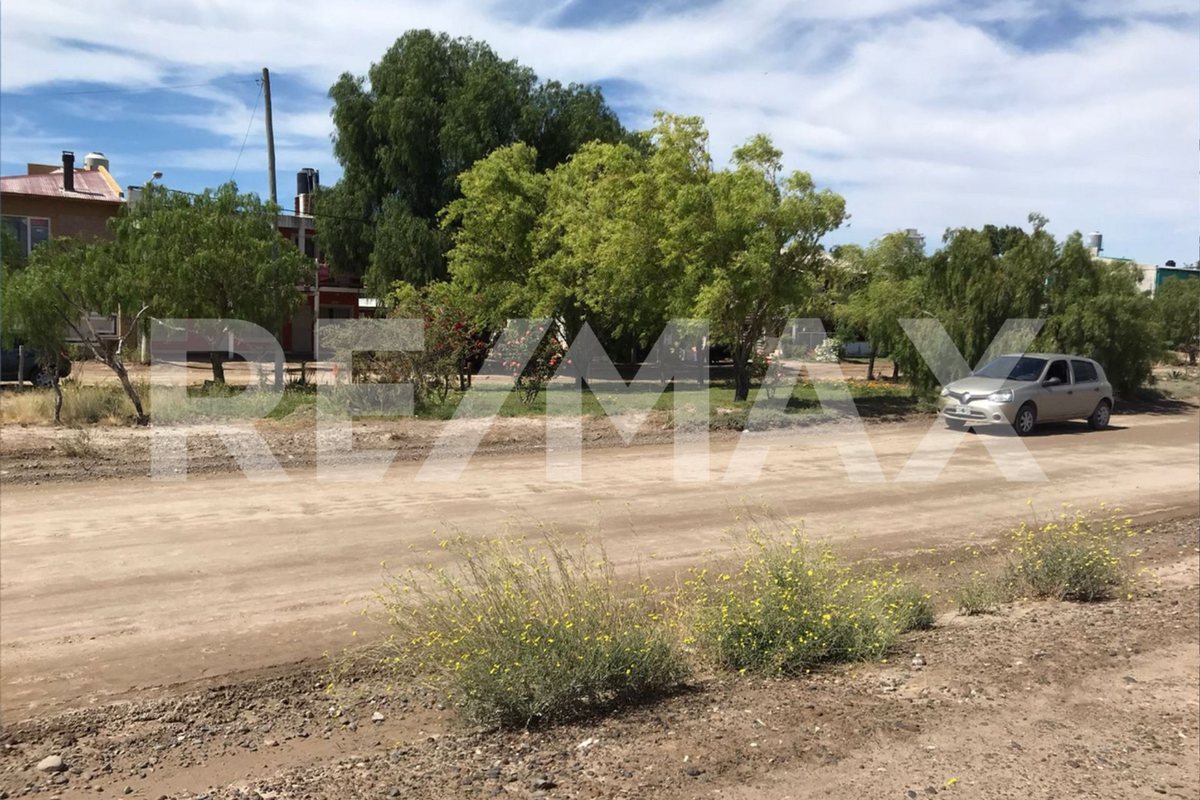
{"left": 0, "top": 375, "right": 915, "bottom": 428}
{"left": 378, "top": 538, "right": 687, "bottom": 728}
{"left": 1005, "top": 511, "right": 1138, "bottom": 602}
{"left": 685, "top": 531, "right": 933, "bottom": 676}
{"left": 1, "top": 380, "right": 141, "bottom": 425}
{"left": 366, "top": 509, "right": 1138, "bottom": 730}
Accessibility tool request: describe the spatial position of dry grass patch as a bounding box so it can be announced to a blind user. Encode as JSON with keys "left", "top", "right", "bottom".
{"left": 0, "top": 384, "right": 135, "bottom": 425}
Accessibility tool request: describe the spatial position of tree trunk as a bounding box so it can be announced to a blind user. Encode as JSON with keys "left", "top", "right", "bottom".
{"left": 210, "top": 351, "right": 226, "bottom": 385}
{"left": 867, "top": 345, "right": 877, "bottom": 381}
{"left": 891, "top": 360, "right": 899, "bottom": 381}
{"left": 52, "top": 377, "right": 63, "bottom": 424}
{"left": 111, "top": 360, "right": 149, "bottom": 425}
{"left": 1189, "top": 348, "right": 1198, "bottom": 366}
{"left": 733, "top": 343, "right": 753, "bottom": 402}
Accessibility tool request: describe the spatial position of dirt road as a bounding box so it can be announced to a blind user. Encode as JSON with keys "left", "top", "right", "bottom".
{"left": 1, "top": 408, "right": 1197, "bottom": 722}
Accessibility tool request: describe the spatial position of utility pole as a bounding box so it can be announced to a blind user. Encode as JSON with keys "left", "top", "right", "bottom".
{"left": 262, "top": 67, "right": 277, "bottom": 205}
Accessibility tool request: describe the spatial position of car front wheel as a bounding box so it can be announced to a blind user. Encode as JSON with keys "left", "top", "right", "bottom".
{"left": 1088, "top": 399, "right": 1111, "bottom": 430}
{"left": 1014, "top": 403, "right": 1037, "bottom": 436}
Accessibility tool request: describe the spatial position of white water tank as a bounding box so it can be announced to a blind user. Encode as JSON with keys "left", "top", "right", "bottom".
{"left": 83, "top": 151, "right": 110, "bottom": 171}
{"left": 1085, "top": 231, "right": 1102, "bottom": 254}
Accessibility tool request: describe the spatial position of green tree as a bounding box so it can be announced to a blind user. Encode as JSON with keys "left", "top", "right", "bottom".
{"left": 697, "top": 134, "right": 847, "bottom": 400}
{"left": 926, "top": 215, "right": 1053, "bottom": 371}
{"left": 117, "top": 183, "right": 312, "bottom": 383}
{"left": 1, "top": 225, "right": 25, "bottom": 272}
{"left": 442, "top": 142, "right": 548, "bottom": 328}
{"left": 533, "top": 138, "right": 665, "bottom": 351}
{"left": 1037, "top": 234, "right": 1159, "bottom": 394}
{"left": 2, "top": 238, "right": 150, "bottom": 423}
{"left": 1155, "top": 277, "right": 1200, "bottom": 365}
{"left": 444, "top": 116, "right": 844, "bottom": 399}
{"left": 835, "top": 233, "right": 928, "bottom": 382}
{"left": 841, "top": 217, "right": 1160, "bottom": 397}
{"left": 323, "top": 30, "right": 624, "bottom": 286}
{"left": 367, "top": 196, "right": 446, "bottom": 295}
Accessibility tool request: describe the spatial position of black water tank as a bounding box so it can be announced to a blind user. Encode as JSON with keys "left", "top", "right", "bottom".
{"left": 296, "top": 168, "right": 317, "bottom": 196}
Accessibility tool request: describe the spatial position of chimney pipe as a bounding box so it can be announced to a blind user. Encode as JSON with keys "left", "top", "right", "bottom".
{"left": 62, "top": 151, "right": 75, "bottom": 193}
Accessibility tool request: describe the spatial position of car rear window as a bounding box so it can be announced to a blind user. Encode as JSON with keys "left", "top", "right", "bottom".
{"left": 1072, "top": 360, "right": 1098, "bottom": 383}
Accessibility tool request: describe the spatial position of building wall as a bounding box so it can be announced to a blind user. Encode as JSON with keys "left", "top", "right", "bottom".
{"left": 0, "top": 194, "right": 121, "bottom": 241}
{"left": 280, "top": 290, "right": 365, "bottom": 357}
{"left": 1155, "top": 267, "right": 1200, "bottom": 288}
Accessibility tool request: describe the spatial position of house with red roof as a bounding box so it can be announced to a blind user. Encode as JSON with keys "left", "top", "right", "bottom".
{"left": 0, "top": 151, "right": 125, "bottom": 258}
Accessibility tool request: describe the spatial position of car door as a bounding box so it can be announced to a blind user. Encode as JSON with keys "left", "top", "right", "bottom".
{"left": 1037, "top": 359, "right": 1075, "bottom": 420}
{"left": 1070, "top": 359, "right": 1103, "bottom": 417}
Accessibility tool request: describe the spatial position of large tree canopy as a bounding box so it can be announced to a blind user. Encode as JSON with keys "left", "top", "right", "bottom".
{"left": 116, "top": 183, "right": 313, "bottom": 383}
{"left": 320, "top": 29, "right": 625, "bottom": 296}
{"left": 837, "top": 221, "right": 1160, "bottom": 396}
{"left": 1155, "top": 276, "right": 1200, "bottom": 365}
{"left": 445, "top": 113, "right": 847, "bottom": 401}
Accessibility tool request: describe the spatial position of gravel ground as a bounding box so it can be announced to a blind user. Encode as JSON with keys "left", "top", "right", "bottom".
{"left": 2, "top": 518, "right": 1196, "bottom": 800}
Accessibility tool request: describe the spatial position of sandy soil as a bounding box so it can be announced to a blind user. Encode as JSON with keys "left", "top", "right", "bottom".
{"left": 0, "top": 401, "right": 1197, "bottom": 798}
{"left": 0, "top": 406, "right": 1196, "bottom": 722}
{"left": 0, "top": 518, "right": 1195, "bottom": 799}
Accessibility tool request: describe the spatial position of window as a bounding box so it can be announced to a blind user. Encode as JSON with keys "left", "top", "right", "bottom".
{"left": 29, "top": 218, "right": 50, "bottom": 250}
{"left": 1072, "top": 360, "right": 1098, "bottom": 383}
{"left": 1, "top": 214, "right": 50, "bottom": 257}
{"left": 1045, "top": 360, "right": 1071, "bottom": 384}
{"left": 974, "top": 355, "right": 1046, "bottom": 381}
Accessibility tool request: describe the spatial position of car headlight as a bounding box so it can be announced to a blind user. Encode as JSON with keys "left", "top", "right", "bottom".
{"left": 939, "top": 387, "right": 949, "bottom": 397}
{"left": 987, "top": 389, "right": 1014, "bottom": 403}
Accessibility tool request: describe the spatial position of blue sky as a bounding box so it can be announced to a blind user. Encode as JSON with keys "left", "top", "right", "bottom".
{"left": 2, "top": 0, "right": 1196, "bottom": 265}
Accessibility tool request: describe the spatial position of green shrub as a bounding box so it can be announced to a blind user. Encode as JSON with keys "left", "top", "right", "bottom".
{"left": 955, "top": 574, "right": 1004, "bottom": 615}
{"left": 687, "top": 530, "right": 932, "bottom": 676}
{"left": 1006, "top": 512, "right": 1136, "bottom": 602}
{"left": 881, "top": 582, "right": 936, "bottom": 631}
{"left": 379, "top": 538, "right": 688, "bottom": 728}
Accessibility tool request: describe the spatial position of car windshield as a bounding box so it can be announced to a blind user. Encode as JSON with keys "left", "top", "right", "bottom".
{"left": 973, "top": 356, "right": 1046, "bottom": 381}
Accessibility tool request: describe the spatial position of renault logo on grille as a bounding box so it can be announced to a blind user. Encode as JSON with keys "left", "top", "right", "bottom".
{"left": 961, "top": 392, "right": 971, "bottom": 402}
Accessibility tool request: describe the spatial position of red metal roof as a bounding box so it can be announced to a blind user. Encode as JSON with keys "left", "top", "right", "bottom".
{"left": 0, "top": 169, "right": 123, "bottom": 203}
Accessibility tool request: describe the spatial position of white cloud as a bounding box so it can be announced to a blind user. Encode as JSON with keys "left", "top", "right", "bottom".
{"left": 1, "top": 0, "right": 1195, "bottom": 263}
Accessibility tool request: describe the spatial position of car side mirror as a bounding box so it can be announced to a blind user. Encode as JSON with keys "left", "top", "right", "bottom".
{"left": 1042, "top": 376, "right": 1062, "bottom": 387}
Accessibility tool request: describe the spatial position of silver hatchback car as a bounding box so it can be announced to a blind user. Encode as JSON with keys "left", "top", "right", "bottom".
{"left": 938, "top": 353, "right": 1114, "bottom": 436}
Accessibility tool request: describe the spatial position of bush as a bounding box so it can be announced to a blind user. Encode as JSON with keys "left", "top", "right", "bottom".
{"left": 379, "top": 538, "right": 688, "bottom": 728}
{"left": 58, "top": 427, "right": 100, "bottom": 458}
{"left": 1006, "top": 512, "right": 1136, "bottom": 601}
{"left": 881, "top": 582, "right": 936, "bottom": 631}
{"left": 955, "top": 573, "right": 1004, "bottom": 615}
{"left": 687, "top": 530, "right": 931, "bottom": 676}
{"left": 812, "top": 337, "right": 842, "bottom": 363}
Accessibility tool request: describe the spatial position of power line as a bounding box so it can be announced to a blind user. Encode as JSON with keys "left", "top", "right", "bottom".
{"left": 230, "top": 80, "right": 264, "bottom": 182}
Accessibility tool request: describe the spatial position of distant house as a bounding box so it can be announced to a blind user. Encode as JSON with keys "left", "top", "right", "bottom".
{"left": 2, "top": 151, "right": 127, "bottom": 341}
{"left": 1148, "top": 261, "right": 1200, "bottom": 292}
{"left": 0, "top": 151, "right": 124, "bottom": 256}
{"left": 1085, "top": 232, "right": 1196, "bottom": 296}
{"left": 277, "top": 168, "right": 373, "bottom": 358}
